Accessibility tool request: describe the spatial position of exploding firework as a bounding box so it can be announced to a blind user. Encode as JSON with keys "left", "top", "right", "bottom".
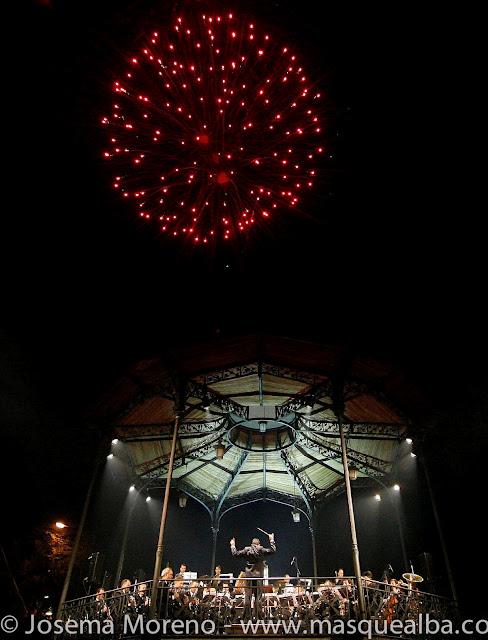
{"left": 102, "top": 12, "right": 324, "bottom": 245}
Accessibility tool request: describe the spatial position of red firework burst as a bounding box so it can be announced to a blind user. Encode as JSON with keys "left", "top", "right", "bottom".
{"left": 102, "top": 12, "right": 324, "bottom": 245}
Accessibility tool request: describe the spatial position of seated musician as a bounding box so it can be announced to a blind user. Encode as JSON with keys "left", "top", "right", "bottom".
{"left": 119, "top": 578, "right": 135, "bottom": 614}
{"left": 120, "top": 578, "right": 132, "bottom": 592}
{"left": 232, "top": 571, "right": 247, "bottom": 596}
{"left": 160, "top": 566, "right": 174, "bottom": 581}
{"left": 159, "top": 567, "right": 174, "bottom": 617}
{"left": 135, "top": 582, "right": 151, "bottom": 615}
{"left": 188, "top": 581, "right": 200, "bottom": 600}
{"left": 275, "top": 573, "right": 293, "bottom": 595}
{"left": 383, "top": 578, "right": 400, "bottom": 624}
{"left": 362, "top": 570, "right": 374, "bottom": 586}
{"left": 94, "top": 587, "right": 112, "bottom": 621}
{"left": 389, "top": 578, "right": 400, "bottom": 593}
{"left": 211, "top": 565, "right": 222, "bottom": 591}
{"left": 335, "top": 568, "right": 350, "bottom": 586}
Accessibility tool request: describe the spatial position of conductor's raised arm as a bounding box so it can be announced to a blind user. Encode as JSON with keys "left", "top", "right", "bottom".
{"left": 230, "top": 537, "right": 247, "bottom": 557}
{"left": 263, "top": 533, "right": 276, "bottom": 554}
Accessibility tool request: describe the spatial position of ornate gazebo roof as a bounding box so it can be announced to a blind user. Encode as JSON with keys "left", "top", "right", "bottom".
{"left": 94, "top": 335, "right": 424, "bottom": 521}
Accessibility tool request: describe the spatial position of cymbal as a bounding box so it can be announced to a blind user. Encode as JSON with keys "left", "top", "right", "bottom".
{"left": 402, "top": 572, "right": 424, "bottom": 583}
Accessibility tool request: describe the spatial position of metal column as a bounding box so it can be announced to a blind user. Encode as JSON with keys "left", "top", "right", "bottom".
{"left": 149, "top": 411, "right": 180, "bottom": 618}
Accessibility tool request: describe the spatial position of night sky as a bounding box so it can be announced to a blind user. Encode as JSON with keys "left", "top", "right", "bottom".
{"left": 2, "top": 0, "right": 486, "bottom": 620}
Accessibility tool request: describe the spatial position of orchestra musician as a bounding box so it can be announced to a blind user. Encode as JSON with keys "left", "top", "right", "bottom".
{"left": 383, "top": 578, "right": 400, "bottom": 624}
{"left": 160, "top": 567, "right": 174, "bottom": 618}
{"left": 230, "top": 532, "right": 276, "bottom": 619}
{"left": 275, "top": 574, "right": 293, "bottom": 595}
{"left": 233, "top": 571, "right": 247, "bottom": 595}
{"left": 161, "top": 566, "right": 174, "bottom": 581}
{"left": 94, "top": 587, "right": 112, "bottom": 621}
{"left": 211, "top": 565, "right": 222, "bottom": 591}
{"left": 118, "top": 578, "right": 136, "bottom": 616}
{"left": 135, "top": 582, "right": 151, "bottom": 616}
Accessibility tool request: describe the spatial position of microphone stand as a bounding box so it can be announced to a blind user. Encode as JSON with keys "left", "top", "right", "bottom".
{"left": 293, "top": 557, "right": 301, "bottom": 579}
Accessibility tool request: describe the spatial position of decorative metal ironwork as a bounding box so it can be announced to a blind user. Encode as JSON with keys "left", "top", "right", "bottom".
{"left": 214, "top": 450, "right": 249, "bottom": 515}
{"left": 276, "top": 381, "right": 332, "bottom": 418}
{"left": 294, "top": 443, "right": 343, "bottom": 477}
{"left": 187, "top": 379, "right": 249, "bottom": 418}
{"left": 60, "top": 577, "right": 456, "bottom": 637}
{"left": 280, "top": 450, "right": 316, "bottom": 511}
{"left": 195, "top": 362, "right": 328, "bottom": 387}
{"left": 219, "top": 487, "right": 310, "bottom": 521}
{"left": 298, "top": 433, "right": 390, "bottom": 479}
{"left": 136, "top": 433, "right": 225, "bottom": 478}
{"left": 299, "top": 418, "right": 404, "bottom": 440}
{"left": 116, "top": 419, "right": 227, "bottom": 441}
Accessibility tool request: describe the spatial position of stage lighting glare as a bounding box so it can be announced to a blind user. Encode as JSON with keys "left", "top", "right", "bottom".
{"left": 393, "top": 484, "right": 400, "bottom": 491}
{"left": 406, "top": 438, "right": 413, "bottom": 444}
{"left": 374, "top": 494, "right": 381, "bottom": 501}
{"left": 112, "top": 438, "right": 119, "bottom": 444}
{"left": 55, "top": 522, "right": 66, "bottom": 529}
{"left": 129, "top": 485, "right": 135, "bottom": 492}
{"left": 291, "top": 508, "right": 301, "bottom": 523}
{"left": 107, "top": 453, "right": 114, "bottom": 460}
{"left": 410, "top": 452, "right": 417, "bottom": 458}
{"left": 146, "top": 496, "right": 151, "bottom": 502}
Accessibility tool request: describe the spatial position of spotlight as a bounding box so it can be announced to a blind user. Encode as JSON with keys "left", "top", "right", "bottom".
{"left": 393, "top": 484, "right": 400, "bottom": 492}
{"left": 259, "top": 421, "right": 267, "bottom": 433}
{"left": 214, "top": 441, "right": 225, "bottom": 459}
{"left": 129, "top": 485, "right": 135, "bottom": 492}
{"left": 406, "top": 438, "right": 413, "bottom": 445}
{"left": 374, "top": 494, "right": 381, "bottom": 501}
{"left": 410, "top": 452, "right": 417, "bottom": 458}
{"left": 146, "top": 496, "right": 151, "bottom": 502}
{"left": 291, "top": 507, "right": 301, "bottom": 523}
{"left": 107, "top": 453, "right": 114, "bottom": 460}
{"left": 179, "top": 493, "right": 188, "bottom": 508}
{"left": 348, "top": 465, "right": 358, "bottom": 481}
{"left": 55, "top": 522, "right": 67, "bottom": 529}
{"left": 112, "top": 438, "right": 119, "bottom": 444}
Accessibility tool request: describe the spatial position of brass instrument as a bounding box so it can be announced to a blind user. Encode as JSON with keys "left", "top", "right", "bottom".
{"left": 402, "top": 572, "right": 424, "bottom": 584}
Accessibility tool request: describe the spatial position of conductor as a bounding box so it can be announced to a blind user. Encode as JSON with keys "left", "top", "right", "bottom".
{"left": 230, "top": 533, "right": 276, "bottom": 619}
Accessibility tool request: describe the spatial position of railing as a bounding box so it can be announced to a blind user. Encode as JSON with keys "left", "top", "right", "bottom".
{"left": 59, "top": 576, "right": 455, "bottom": 636}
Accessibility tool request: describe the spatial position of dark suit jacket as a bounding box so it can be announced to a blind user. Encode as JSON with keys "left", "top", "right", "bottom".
{"left": 231, "top": 541, "right": 276, "bottom": 576}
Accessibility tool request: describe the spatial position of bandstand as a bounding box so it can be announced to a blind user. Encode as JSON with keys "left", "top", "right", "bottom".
{"left": 58, "top": 335, "right": 456, "bottom": 635}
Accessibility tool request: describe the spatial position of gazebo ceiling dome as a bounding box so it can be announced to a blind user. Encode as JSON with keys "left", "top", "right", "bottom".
{"left": 93, "top": 335, "right": 425, "bottom": 517}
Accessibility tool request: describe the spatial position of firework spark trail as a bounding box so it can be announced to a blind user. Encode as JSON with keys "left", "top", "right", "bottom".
{"left": 102, "top": 12, "right": 324, "bottom": 245}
